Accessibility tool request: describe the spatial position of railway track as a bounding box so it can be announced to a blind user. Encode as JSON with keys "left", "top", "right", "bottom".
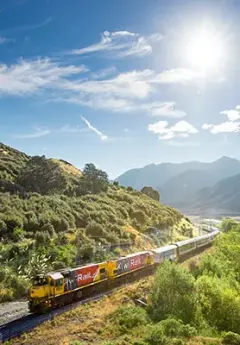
{"left": 0, "top": 243, "right": 214, "bottom": 343}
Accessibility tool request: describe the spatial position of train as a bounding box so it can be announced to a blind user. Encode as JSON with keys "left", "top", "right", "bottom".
{"left": 28, "top": 228, "right": 220, "bottom": 313}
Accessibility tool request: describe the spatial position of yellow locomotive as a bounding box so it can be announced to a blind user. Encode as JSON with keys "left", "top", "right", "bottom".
{"left": 29, "top": 251, "right": 154, "bottom": 313}
{"left": 29, "top": 229, "right": 220, "bottom": 313}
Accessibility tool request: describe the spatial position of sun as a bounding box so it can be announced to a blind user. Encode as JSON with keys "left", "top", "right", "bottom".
{"left": 186, "top": 29, "right": 222, "bottom": 70}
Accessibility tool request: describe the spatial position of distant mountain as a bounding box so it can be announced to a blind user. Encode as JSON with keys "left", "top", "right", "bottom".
{"left": 117, "top": 156, "right": 240, "bottom": 212}
{"left": 117, "top": 161, "right": 202, "bottom": 190}
{"left": 191, "top": 173, "right": 240, "bottom": 213}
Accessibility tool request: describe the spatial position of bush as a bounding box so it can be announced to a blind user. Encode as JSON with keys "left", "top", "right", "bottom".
{"left": 171, "top": 339, "right": 185, "bottom": 345}
{"left": 110, "top": 306, "right": 149, "bottom": 333}
{"left": 0, "top": 219, "right": 7, "bottom": 237}
{"left": 144, "top": 324, "right": 169, "bottom": 345}
{"left": 41, "top": 223, "right": 56, "bottom": 237}
{"left": 131, "top": 209, "right": 147, "bottom": 226}
{"left": 85, "top": 221, "right": 106, "bottom": 238}
{"left": 149, "top": 262, "right": 196, "bottom": 324}
{"left": 158, "top": 318, "right": 184, "bottom": 337}
{"left": 222, "top": 332, "right": 240, "bottom": 345}
{"left": 157, "top": 318, "right": 197, "bottom": 338}
{"left": 196, "top": 275, "right": 240, "bottom": 333}
{"left": 35, "top": 231, "right": 51, "bottom": 245}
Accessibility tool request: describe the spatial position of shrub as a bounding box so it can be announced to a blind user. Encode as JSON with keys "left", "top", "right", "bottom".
{"left": 0, "top": 287, "right": 14, "bottom": 302}
{"left": 12, "top": 227, "right": 25, "bottom": 241}
{"left": 144, "top": 324, "right": 169, "bottom": 345}
{"left": 171, "top": 340, "right": 185, "bottom": 345}
{"left": 35, "top": 231, "right": 51, "bottom": 245}
{"left": 0, "top": 219, "right": 7, "bottom": 237}
{"left": 222, "top": 332, "right": 240, "bottom": 345}
{"left": 41, "top": 223, "right": 56, "bottom": 237}
{"left": 157, "top": 318, "right": 197, "bottom": 338}
{"left": 158, "top": 318, "right": 184, "bottom": 337}
{"left": 131, "top": 209, "right": 147, "bottom": 226}
{"left": 85, "top": 221, "right": 106, "bottom": 238}
{"left": 132, "top": 218, "right": 142, "bottom": 231}
{"left": 196, "top": 275, "right": 240, "bottom": 333}
{"left": 110, "top": 306, "right": 149, "bottom": 333}
{"left": 181, "top": 324, "right": 197, "bottom": 338}
{"left": 149, "top": 262, "right": 196, "bottom": 324}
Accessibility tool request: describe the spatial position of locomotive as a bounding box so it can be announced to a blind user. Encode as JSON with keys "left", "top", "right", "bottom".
{"left": 29, "top": 228, "right": 219, "bottom": 313}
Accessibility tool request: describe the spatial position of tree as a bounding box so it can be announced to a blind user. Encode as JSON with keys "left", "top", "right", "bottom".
{"left": 77, "top": 163, "right": 109, "bottom": 195}
{"left": 17, "top": 156, "right": 68, "bottom": 195}
{"left": 196, "top": 275, "right": 240, "bottom": 333}
{"left": 141, "top": 186, "right": 160, "bottom": 202}
{"left": 221, "top": 219, "right": 237, "bottom": 233}
{"left": 149, "top": 261, "right": 196, "bottom": 323}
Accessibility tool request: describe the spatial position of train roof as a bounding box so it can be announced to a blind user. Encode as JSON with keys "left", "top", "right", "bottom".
{"left": 114, "top": 250, "right": 150, "bottom": 260}
{"left": 151, "top": 244, "right": 177, "bottom": 254}
{"left": 48, "top": 272, "right": 64, "bottom": 280}
{"left": 174, "top": 237, "right": 196, "bottom": 247}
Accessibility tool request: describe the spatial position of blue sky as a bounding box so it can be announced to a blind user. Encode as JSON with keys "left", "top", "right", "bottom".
{"left": 1, "top": 0, "right": 240, "bottom": 178}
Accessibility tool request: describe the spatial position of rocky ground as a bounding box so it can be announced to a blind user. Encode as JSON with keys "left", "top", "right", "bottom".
{"left": 0, "top": 299, "right": 29, "bottom": 326}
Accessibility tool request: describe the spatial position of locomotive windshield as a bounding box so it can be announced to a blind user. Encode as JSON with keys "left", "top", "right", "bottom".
{"left": 33, "top": 276, "right": 48, "bottom": 286}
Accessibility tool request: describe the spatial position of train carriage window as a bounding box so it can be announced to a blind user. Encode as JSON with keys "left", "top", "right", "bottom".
{"left": 100, "top": 268, "right": 106, "bottom": 274}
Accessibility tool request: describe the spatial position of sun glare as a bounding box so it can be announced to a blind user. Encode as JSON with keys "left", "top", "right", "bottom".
{"left": 186, "top": 29, "right": 222, "bottom": 70}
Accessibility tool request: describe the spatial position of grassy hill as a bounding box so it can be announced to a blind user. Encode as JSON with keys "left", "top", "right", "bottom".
{"left": 0, "top": 142, "right": 195, "bottom": 302}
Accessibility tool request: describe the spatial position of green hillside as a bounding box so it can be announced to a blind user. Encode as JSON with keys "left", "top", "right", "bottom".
{"left": 0, "top": 143, "right": 194, "bottom": 302}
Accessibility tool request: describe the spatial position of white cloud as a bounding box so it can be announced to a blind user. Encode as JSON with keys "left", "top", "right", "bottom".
{"left": 202, "top": 121, "right": 240, "bottom": 134}
{"left": 55, "top": 68, "right": 188, "bottom": 117}
{"left": 149, "top": 102, "right": 186, "bottom": 118}
{"left": 202, "top": 105, "right": 240, "bottom": 134}
{"left": 91, "top": 66, "right": 117, "bottom": 80}
{"left": 148, "top": 120, "right": 198, "bottom": 140}
{"left": 0, "top": 58, "right": 86, "bottom": 96}
{"left": 80, "top": 116, "right": 108, "bottom": 141}
{"left": 62, "top": 69, "right": 153, "bottom": 100}
{"left": 220, "top": 105, "right": 240, "bottom": 121}
{"left": 167, "top": 140, "right": 199, "bottom": 147}
{"left": 152, "top": 69, "right": 200, "bottom": 84}
{"left": 14, "top": 128, "right": 50, "bottom": 139}
{"left": 59, "top": 125, "right": 89, "bottom": 133}
{"left": 69, "top": 31, "right": 162, "bottom": 58}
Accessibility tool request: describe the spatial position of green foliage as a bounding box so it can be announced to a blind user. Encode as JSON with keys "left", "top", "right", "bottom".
{"left": 149, "top": 262, "right": 196, "bottom": 324}
{"left": 110, "top": 306, "right": 149, "bottom": 333}
{"left": 222, "top": 332, "right": 240, "bottom": 345}
{"left": 131, "top": 209, "right": 147, "bottom": 226}
{"left": 157, "top": 318, "right": 197, "bottom": 338}
{"left": 86, "top": 221, "right": 106, "bottom": 238}
{"left": 171, "top": 339, "right": 185, "bottom": 345}
{"left": 17, "top": 156, "right": 68, "bottom": 194}
{"left": 221, "top": 219, "right": 238, "bottom": 233}
{"left": 196, "top": 275, "right": 240, "bottom": 333}
{"left": 77, "top": 163, "right": 109, "bottom": 195}
{"left": 144, "top": 324, "right": 169, "bottom": 345}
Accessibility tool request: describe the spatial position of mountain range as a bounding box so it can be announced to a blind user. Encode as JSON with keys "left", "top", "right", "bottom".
{"left": 117, "top": 157, "right": 240, "bottom": 214}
